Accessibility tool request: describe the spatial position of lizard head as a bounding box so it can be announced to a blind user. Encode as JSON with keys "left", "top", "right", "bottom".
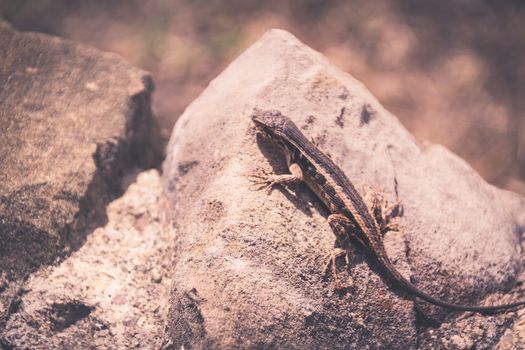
{"left": 251, "top": 109, "right": 290, "bottom": 141}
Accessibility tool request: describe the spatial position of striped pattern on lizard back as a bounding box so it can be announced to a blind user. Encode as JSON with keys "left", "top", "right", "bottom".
{"left": 251, "top": 108, "right": 525, "bottom": 312}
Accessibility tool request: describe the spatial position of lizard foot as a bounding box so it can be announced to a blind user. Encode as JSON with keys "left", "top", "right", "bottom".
{"left": 245, "top": 170, "right": 277, "bottom": 193}
{"left": 363, "top": 190, "right": 403, "bottom": 236}
{"left": 322, "top": 248, "right": 350, "bottom": 280}
{"left": 246, "top": 165, "right": 303, "bottom": 194}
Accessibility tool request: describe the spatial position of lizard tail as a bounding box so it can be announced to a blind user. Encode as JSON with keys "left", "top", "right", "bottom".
{"left": 380, "top": 255, "right": 525, "bottom": 312}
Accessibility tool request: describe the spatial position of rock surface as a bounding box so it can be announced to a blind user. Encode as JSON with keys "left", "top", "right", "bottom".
{"left": 2, "top": 170, "right": 173, "bottom": 349}
{"left": 162, "top": 29, "right": 525, "bottom": 349}
{"left": 0, "top": 20, "right": 162, "bottom": 282}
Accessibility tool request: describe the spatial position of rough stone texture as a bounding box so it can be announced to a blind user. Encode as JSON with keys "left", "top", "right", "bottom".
{"left": 1, "top": 170, "right": 173, "bottom": 349}
{"left": 162, "top": 29, "right": 525, "bottom": 349}
{"left": 0, "top": 20, "right": 162, "bottom": 282}
{"left": 496, "top": 306, "right": 525, "bottom": 349}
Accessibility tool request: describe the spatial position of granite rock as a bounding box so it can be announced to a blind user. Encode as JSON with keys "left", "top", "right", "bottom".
{"left": 162, "top": 29, "right": 525, "bottom": 349}
{"left": 0, "top": 20, "right": 162, "bottom": 281}
{"left": 2, "top": 170, "right": 173, "bottom": 349}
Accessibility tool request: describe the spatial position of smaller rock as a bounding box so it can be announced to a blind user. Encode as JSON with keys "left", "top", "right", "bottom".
{"left": 0, "top": 20, "right": 162, "bottom": 282}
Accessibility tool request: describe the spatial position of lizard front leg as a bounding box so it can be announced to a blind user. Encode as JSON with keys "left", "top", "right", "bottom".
{"left": 248, "top": 163, "right": 303, "bottom": 193}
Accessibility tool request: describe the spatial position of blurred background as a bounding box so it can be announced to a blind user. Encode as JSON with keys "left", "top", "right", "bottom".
{"left": 2, "top": 0, "right": 524, "bottom": 195}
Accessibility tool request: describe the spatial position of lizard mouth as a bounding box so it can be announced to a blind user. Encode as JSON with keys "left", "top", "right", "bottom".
{"left": 253, "top": 124, "right": 275, "bottom": 141}
{"left": 251, "top": 115, "right": 266, "bottom": 129}
{"left": 251, "top": 116, "right": 271, "bottom": 135}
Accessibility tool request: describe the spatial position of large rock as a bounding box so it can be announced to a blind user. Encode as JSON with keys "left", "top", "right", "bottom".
{"left": 0, "top": 20, "right": 161, "bottom": 281}
{"left": 162, "top": 29, "right": 525, "bottom": 349}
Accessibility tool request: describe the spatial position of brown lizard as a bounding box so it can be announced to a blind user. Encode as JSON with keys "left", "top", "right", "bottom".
{"left": 250, "top": 108, "right": 525, "bottom": 312}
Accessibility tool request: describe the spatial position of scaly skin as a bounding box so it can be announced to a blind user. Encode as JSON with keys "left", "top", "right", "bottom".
{"left": 251, "top": 108, "right": 525, "bottom": 313}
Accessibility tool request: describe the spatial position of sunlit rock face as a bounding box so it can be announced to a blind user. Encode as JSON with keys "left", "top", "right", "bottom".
{"left": 162, "top": 29, "right": 525, "bottom": 349}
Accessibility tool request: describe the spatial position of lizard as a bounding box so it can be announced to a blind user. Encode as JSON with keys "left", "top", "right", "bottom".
{"left": 249, "top": 108, "right": 525, "bottom": 313}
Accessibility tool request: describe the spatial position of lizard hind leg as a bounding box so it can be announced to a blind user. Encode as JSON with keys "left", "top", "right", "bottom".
{"left": 322, "top": 214, "right": 354, "bottom": 280}
{"left": 363, "top": 190, "right": 384, "bottom": 227}
{"left": 383, "top": 199, "right": 403, "bottom": 232}
{"left": 322, "top": 248, "right": 349, "bottom": 279}
{"left": 363, "top": 190, "right": 403, "bottom": 236}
